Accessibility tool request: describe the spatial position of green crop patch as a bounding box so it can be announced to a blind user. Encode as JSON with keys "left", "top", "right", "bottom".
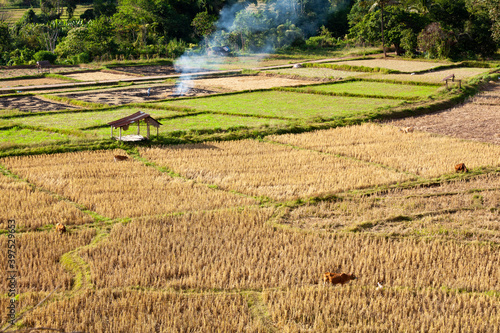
{"left": 9, "top": 107, "right": 183, "bottom": 131}
{"left": 0, "top": 126, "right": 80, "bottom": 147}
{"left": 265, "top": 68, "right": 368, "bottom": 79}
{"left": 160, "top": 91, "right": 402, "bottom": 120}
{"left": 294, "top": 81, "right": 440, "bottom": 99}
{"left": 83, "top": 113, "right": 288, "bottom": 138}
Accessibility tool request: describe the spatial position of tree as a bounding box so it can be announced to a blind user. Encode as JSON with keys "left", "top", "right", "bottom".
{"left": 191, "top": 11, "right": 217, "bottom": 45}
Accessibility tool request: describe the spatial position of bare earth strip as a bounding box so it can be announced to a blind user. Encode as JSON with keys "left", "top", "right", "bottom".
{"left": 388, "top": 83, "right": 500, "bottom": 144}
{"left": 63, "top": 71, "right": 139, "bottom": 81}
{"left": 0, "top": 78, "right": 68, "bottom": 88}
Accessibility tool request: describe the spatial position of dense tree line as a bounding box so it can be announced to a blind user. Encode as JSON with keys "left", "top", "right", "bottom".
{"left": 0, "top": 0, "right": 498, "bottom": 65}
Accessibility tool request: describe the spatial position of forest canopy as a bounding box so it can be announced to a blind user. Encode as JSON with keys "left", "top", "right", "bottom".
{"left": 0, "top": 0, "right": 498, "bottom": 65}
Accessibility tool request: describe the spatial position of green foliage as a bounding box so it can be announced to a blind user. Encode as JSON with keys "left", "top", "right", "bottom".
{"left": 191, "top": 11, "right": 217, "bottom": 39}
{"left": 400, "top": 28, "right": 417, "bottom": 56}
{"left": 417, "top": 22, "right": 453, "bottom": 59}
{"left": 33, "top": 50, "right": 56, "bottom": 63}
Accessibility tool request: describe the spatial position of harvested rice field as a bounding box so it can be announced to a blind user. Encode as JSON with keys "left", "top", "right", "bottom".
{"left": 366, "top": 67, "right": 493, "bottom": 83}
{"left": 388, "top": 83, "right": 500, "bottom": 144}
{"left": 62, "top": 70, "right": 139, "bottom": 82}
{"left": 191, "top": 74, "right": 317, "bottom": 92}
{"left": 140, "top": 140, "right": 414, "bottom": 200}
{"left": 0, "top": 66, "right": 82, "bottom": 79}
{"left": 279, "top": 173, "right": 500, "bottom": 242}
{"left": 57, "top": 86, "right": 217, "bottom": 105}
{"left": 1, "top": 149, "right": 258, "bottom": 218}
{"left": 1, "top": 57, "right": 499, "bottom": 332}
{"left": 0, "top": 77, "right": 69, "bottom": 89}
{"left": 269, "top": 123, "right": 500, "bottom": 178}
{"left": 0, "top": 95, "right": 77, "bottom": 112}
{"left": 331, "top": 58, "right": 450, "bottom": 72}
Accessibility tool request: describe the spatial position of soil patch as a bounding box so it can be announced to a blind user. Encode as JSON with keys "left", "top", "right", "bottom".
{"left": 0, "top": 95, "right": 78, "bottom": 112}
{"left": 388, "top": 83, "right": 500, "bottom": 144}
{"left": 0, "top": 66, "right": 82, "bottom": 79}
{"left": 59, "top": 86, "right": 217, "bottom": 106}
{"left": 63, "top": 70, "right": 139, "bottom": 82}
{"left": 0, "top": 78, "right": 69, "bottom": 88}
{"left": 191, "top": 75, "right": 318, "bottom": 92}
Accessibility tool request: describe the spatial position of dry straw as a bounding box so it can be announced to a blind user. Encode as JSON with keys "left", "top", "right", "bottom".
{"left": 0, "top": 173, "right": 93, "bottom": 230}
{"left": 1, "top": 150, "right": 257, "bottom": 219}
{"left": 24, "top": 289, "right": 262, "bottom": 332}
{"left": 140, "top": 140, "right": 413, "bottom": 201}
{"left": 264, "top": 286, "right": 500, "bottom": 332}
{"left": 0, "top": 229, "right": 95, "bottom": 292}
{"left": 81, "top": 208, "right": 499, "bottom": 292}
{"left": 269, "top": 123, "right": 500, "bottom": 178}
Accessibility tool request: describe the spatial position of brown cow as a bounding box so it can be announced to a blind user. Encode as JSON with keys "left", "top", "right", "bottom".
{"left": 455, "top": 163, "right": 468, "bottom": 173}
{"left": 114, "top": 155, "right": 129, "bottom": 162}
{"left": 55, "top": 222, "right": 66, "bottom": 234}
{"left": 323, "top": 272, "right": 357, "bottom": 285}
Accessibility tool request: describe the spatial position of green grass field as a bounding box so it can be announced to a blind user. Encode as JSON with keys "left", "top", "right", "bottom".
{"left": 293, "top": 81, "right": 441, "bottom": 99}
{"left": 265, "top": 68, "right": 369, "bottom": 79}
{"left": 9, "top": 107, "right": 183, "bottom": 131}
{"left": 83, "top": 113, "right": 289, "bottom": 138}
{"left": 0, "top": 126, "right": 78, "bottom": 147}
{"left": 160, "top": 91, "right": 403, "bottom": 120}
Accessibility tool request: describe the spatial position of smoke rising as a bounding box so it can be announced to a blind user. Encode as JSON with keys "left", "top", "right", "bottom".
{"left": 174, "top": 0, "right": 335, "bottom": 94}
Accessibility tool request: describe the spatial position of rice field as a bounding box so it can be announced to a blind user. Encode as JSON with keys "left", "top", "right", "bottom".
{"left": 293, "top": 81, "right": 440, "bottom": 99}
{"left": 84, "top": 113, "right": 289, "bottom": 139}
{"left": 366, "top": 67, "right": 493, "bottom": 83}
{"left": 0, "top": 229, "right": 95, "bottom": 292}
{"left": 81, "top": 209, "right": 500, "bottom": 292}
{"left": 1, "top": 58, "right": 499, "bottom": 332}
{"left": 265, "top": 67, "right": 369, "bottom": 79}
{"left": 269, "top": 123, "right": 500, "bottom": 178}
{"left": 0, "top": 173, "right": 93, "bottom": 231}
{"left": 140, "top": 140, "right": 414, "bottom": 201}
{"left": 9, "top": 108, "right": 182, "bottom": 131}
{"left": 330, "top": 58, "right": 450, "bottom": 72}
{"left": 24, "top": 290, "right": 263, "bottom": 332}
{"left": 1, "top": 149, "right": 257, "bottom": 219}
{"left": 161, "top": 91, "right": 403, "bottom": 119}
{"left": 0, "top": 127, "right": 79, "bottom": 147}
{"left": 281, "top": 173, "right": 500, "bottom": 242}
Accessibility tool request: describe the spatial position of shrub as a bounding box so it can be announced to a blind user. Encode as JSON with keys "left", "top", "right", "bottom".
{"left": 33, "top": 50, "right": 57, "bottom": 63}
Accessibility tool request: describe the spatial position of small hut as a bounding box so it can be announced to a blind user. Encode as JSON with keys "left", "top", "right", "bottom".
{"left": 108, "top": 111, "right": 161, "bottom": 141}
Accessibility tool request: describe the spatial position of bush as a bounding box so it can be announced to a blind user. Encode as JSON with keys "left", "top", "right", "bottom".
{"left": 77, "top": 52, "right": 90, "bottom": 64}
{"left": 165, "top": 38, "right": 186, "bottom": 59}
{"left": 33, "top": 50, "right": 57, "bottom": 64}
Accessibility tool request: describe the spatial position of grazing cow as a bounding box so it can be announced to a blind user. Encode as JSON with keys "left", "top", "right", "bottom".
{"left": 114, "top": 155, "right": 129, "bottom": 162}
{"left": 399, "top": 126, "right": 414, "bottom": 133}
{"left": 376, "top": 282, "right": 384, "bottom": 291}
{"left": 55, "top": 223, "right": 66, "bottom": 234}
{"left": 455, "top": 163, "right": 468, "bottom": 173}
{"left": 323, "top": 272, "right": 357, "bottom": 285}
